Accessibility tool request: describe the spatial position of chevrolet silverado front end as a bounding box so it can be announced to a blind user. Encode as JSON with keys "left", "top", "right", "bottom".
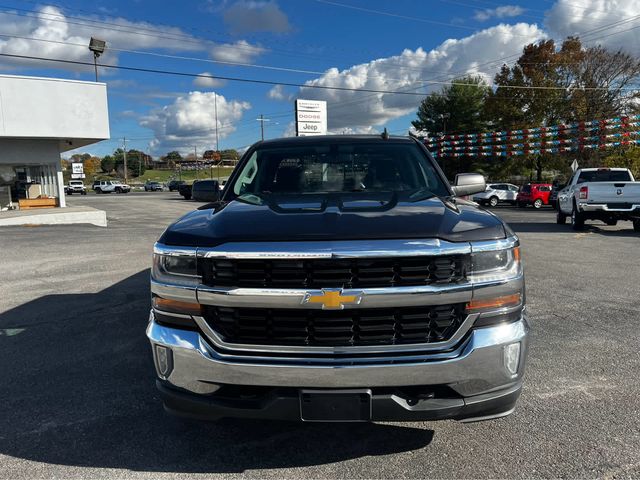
{"left": 147, "top": 135, "right": 529, "bottom": 423}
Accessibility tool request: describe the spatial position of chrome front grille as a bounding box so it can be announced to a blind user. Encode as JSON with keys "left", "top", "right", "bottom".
{"left": 199, "top": 256, "right": 468, "bottom": 289}
{"left": 201, "top": 304, "right": 466, "bottom": 347}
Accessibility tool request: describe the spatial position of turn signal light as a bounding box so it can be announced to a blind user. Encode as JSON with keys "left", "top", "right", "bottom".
{"left": 152, "top": 297, "right": 202, "bottom": 315}
{"left": 466, "top": 293, "right": 522, "bottom": 313}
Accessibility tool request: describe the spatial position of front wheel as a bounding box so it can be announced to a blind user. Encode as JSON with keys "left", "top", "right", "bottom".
{"left": 115, "top": 188, "right": 122, "bottom": 194}
{"left": 489, "top": 196, "right": 499, "bottom": 207}
{"left": 533, "top": 198, "right": 543, "bottom": 209}
{"left": 571, "top": 204, "right": 585, "bottom": 231}
{"left": 556, "top": 210, "right": 567, "bottom": 224}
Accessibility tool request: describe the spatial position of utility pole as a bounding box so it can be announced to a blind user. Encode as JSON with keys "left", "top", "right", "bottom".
{"left": 257, "top": 114, "right": 270, "bottom": 141}
{"left": 214, "top": 92, "right": 219, "bottom": 152}
{"left": 122, "top": 137, "right": 128, "bottom": 185}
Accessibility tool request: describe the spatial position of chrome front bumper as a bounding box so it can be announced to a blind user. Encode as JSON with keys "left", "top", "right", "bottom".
{"left": 147, "top": 312, "right": 529, "bottom": 398}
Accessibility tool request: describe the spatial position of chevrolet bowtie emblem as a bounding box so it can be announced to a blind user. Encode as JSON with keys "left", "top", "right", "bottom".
{"left": 303, "top": 289, "right": 363, "bottom": 310}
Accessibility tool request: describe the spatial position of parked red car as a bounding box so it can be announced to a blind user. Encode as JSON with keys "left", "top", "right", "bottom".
{"left": 517, "top": 183, "right": 552, "bottom": 208}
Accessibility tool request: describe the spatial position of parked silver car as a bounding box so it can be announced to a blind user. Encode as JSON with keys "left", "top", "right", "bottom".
{"left": 473, "top": 183, "right": 519, "bottom": 207}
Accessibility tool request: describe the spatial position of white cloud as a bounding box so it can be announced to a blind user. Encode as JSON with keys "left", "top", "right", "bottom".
{"left": 209, "top": 40, "right": 266, "bottom": 63}
{"left": 193, "top": 72, "right": 226, "bottom": 88}
{"left": 267, "top": 84, "right": 289, "bottom": 100}
{"left": 223, "top": 1, "right": 291, "bottom": 34}
{"left": 139, "top": 91, "right": 251, "bottom": 154}
{"left": 294, "top": 23, "right": 546, "bottom": 131}
{"left": 474, "top": 5, "right": 525, "bottom": 22}
{"left": 0, "top": 5, "right": 205, "bottom": 73}
{"left": 545, "top": 0, "right": 640, "bottom": 55}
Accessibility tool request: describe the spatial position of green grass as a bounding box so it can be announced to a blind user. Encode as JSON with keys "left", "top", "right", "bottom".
{"left": 65, "top": 167, "right": 236, "bottom": 185}
{"left": 133, "top": 168, "right": 235, "bottom": 184}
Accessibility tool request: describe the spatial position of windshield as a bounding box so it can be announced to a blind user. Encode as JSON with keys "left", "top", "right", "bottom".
{"left": 577, "top": 170, "right": 632, "bottom": 183}
{"left": 230, "top": 142, "right": 449, "bottom": 199}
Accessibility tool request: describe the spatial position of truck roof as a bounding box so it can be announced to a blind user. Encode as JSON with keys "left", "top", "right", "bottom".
{"left": 257, "top": 135, "right": 416, "bottom": 148}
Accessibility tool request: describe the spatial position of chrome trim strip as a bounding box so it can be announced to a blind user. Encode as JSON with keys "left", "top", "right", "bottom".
{"left": 196, "top": 282, "right": 474, "bottom": 309}
{"left": 191, "top": 313, "right": 479, "bottom": 355}
{"left": 152, "top": 308, "right": 192, "bottom": 319}
{"left": 470, "top": 236, "right": 519, "bottom": 253}
{"left": 196, "top": 238, "right": 472, "bottom": 259}
{"left": 580, "top": 203, "right": 640, "bottom": 212}
{"left": 151, "top": 279, "right": 198, "bottom": 303}
{"left": 153, "top": 243, "right": 198, "bottom": 257}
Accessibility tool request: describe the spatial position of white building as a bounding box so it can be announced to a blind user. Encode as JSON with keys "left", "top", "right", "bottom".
{"left": 0, "top": 74, "right": 109, "bottom": 210}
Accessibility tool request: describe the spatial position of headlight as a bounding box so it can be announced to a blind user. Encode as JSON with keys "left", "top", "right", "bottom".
{"left": 469, "top": 246, "right": 521, "bottom": 283}
{"left": 152, "top": 244, "right": 199, "bottom": 286}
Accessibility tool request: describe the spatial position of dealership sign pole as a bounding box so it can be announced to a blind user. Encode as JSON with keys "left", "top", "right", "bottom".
{"left": 295, "top": 99, "right": 327, "bottom": 136}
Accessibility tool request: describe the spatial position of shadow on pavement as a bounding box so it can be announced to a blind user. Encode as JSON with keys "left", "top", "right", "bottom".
{"left": 0, "top": 270, "right": 433, "bottom": 473}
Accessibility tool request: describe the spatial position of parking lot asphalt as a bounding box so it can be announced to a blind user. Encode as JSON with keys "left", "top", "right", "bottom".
{"left": 1, "top": 192, "right": 639, "bottom": 479}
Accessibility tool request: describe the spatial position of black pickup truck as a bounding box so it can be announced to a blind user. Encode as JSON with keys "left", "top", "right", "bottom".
{"left": 148, "top": 135, "right": 529, "bottom": 423}
{"left": 177, "top": 182, "right": 192, "bottom": 200}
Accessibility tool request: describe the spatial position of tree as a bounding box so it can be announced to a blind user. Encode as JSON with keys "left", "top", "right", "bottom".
{"left": 164, "top": 151, "right": 182, "bottom": 162}
{"left": 84, "top": 156, "right": 101, "bottom": 176}
{"left": 70, "top": 153, "right": 91, "bottom": 163}
{"left": 482, "top": 38, "right": 640, "bottom": 180}
{"left": 412, "top": 75, "right": 491, "bottom": 135}
{"left": 101, "top": 155, "right": 115, "bottom": 173}
{"left": 220, "top": 149, "right": 240, "bottom": 161}
{"left": 114, "top": 149, "right": 147, "bottom": 178}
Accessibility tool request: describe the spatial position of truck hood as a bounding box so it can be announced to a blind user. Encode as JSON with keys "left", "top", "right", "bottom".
{"left": 159, "top": 193, "right": 508, "bottom": 247}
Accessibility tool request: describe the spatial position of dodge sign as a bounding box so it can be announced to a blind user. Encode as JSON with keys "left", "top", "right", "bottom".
{"left": 295, "top": 99, "right": 327, "bottom": 136}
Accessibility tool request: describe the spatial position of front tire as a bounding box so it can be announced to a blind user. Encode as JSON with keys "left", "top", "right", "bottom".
{"left": 571, "top": 203, "right": 585, "bottom": 231}
{"left": 489, "top": 196, "right": 499, "bottom": 207}
{"left": 556, "top": 210, "right": 567, "bottom": 224}
{"left": 533, "top": 198, "right": 543, "bottom": 209}
{"left": 115, "top": 187, "right": 122, "bottom": 194}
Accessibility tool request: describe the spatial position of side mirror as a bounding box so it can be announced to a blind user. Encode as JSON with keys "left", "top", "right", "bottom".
{"left": 452, "top": 173, "right": 486, "bottom": 197}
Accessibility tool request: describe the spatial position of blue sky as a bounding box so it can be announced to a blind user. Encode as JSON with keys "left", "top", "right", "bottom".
{"left": 0, "top": 0, "right": 637, "bottom": 158}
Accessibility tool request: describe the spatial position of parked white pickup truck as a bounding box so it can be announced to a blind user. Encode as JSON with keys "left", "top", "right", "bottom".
{"left": 557, "top": 168, "right": 640, "bottom": 231}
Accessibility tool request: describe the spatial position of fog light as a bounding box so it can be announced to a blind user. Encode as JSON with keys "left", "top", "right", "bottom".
{"left": 504, "top": 342, "right": 521, "bottom": 375}
{"left": 155, "top": 345, "right": 173, "bottom": 378}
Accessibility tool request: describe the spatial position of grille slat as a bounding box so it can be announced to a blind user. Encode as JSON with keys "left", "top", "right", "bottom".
{"left": 200, "top": 256, "right": 467, "bottom": 288}
{"left": 202, "top": 304, "right": 465, "bottom": 347}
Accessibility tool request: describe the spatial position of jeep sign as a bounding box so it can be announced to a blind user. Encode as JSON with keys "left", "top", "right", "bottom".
{"left": 295, "top": 99, "right": 327, "bottom": 136}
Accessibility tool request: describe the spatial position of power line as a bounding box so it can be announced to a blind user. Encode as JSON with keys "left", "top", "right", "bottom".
{"left": 311, "top": 0, "right": 540, "bottom": 37}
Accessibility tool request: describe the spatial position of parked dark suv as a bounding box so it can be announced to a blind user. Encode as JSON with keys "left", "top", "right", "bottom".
{"left": 168, "top": 180, "right": 185, "bottom": 192}
{"left": 191, "top": 179, "right": 220, "bottom": 202}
